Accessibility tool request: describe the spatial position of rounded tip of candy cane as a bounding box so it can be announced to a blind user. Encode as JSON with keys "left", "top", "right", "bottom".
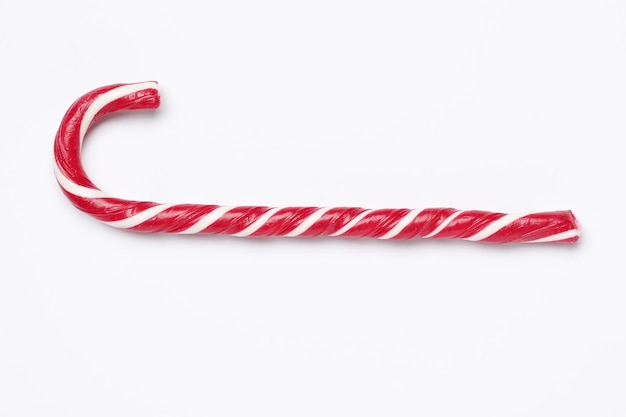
{"left": 125, "top": 81, "right": 160, "bottom": 110}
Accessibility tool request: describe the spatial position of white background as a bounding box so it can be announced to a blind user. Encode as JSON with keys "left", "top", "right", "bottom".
{"left": 1, "top": 1, "right": 625, "bottom": 416}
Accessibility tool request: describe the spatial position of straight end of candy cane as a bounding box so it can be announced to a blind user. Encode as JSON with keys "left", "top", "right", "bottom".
{"left": 567, "top": 210, "right": 582, "bottom": 243}
{"left": 522, "top": 210, "right": 581, "bottom": 244}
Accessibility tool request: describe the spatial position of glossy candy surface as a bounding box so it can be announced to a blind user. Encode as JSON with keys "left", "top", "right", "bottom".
{"left": 54, "top": 82, "right": 580, "bottom": 243}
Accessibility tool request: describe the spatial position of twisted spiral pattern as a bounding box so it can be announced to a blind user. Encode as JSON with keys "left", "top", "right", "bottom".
{"left": 53, "top": 82, "right": 580, "bottom": 244}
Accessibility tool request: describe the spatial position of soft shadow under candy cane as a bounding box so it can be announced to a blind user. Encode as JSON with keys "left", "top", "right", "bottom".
{"left": 53, "top": 81, "right": 581, "bottom": 244}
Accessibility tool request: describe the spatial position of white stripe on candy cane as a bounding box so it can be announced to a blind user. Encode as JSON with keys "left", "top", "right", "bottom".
{"left": 465, "top": 213, "right": 529, "bottom": 241}
{"left": 54, "top": 163, "right": 108, "bottom": 199}
{"left": 330, "top": 209, "right": 374, "bottom": 236}
{"left": 103, "top": 204, "right": 175, "bottom": 229}
{"left": 379, "top": 209, "right": 423, "bottom": 239}
{"left": 285, "top": 207, "right": 333, "bottom": 237}
{"left": 526, "top": 229, "right": 580, "bottom": 243}
{"left": 232, "top": 207, "right": 282, "bottom": 237}
{"left": 423, "top": 210, "right": 464, "bottom": 238}
{"left": 179, "top": 206, "right": 234, "bottom": 234}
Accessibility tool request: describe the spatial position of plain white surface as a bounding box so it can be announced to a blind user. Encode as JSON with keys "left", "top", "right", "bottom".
{"left": 1, "top": 1, "right": 625, "bottom": 416}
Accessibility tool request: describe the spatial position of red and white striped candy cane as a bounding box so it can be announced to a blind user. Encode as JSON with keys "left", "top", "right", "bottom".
{"left": 54, "top": 81, "right": 580, "bottom": 243}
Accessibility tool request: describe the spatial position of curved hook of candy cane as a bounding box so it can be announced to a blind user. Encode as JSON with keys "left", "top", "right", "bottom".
{"left": 54, "top": 81, "right": 581, "bottom": 243}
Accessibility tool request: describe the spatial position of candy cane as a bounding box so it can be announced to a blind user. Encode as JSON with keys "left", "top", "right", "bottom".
{"left": 53, "top": 81, "right": 580, "bottom": 243}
